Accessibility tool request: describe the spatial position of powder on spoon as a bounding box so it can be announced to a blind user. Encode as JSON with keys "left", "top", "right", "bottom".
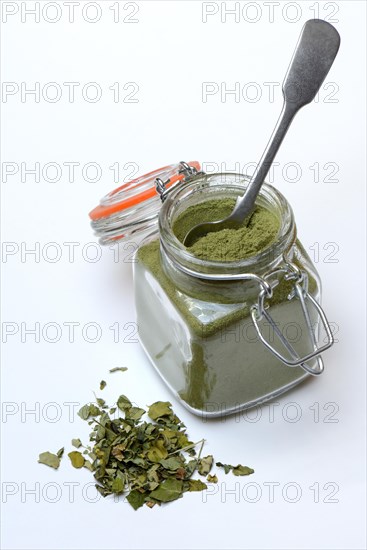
{"left": 172, "top": 198, "right": 280, "bottom": 261}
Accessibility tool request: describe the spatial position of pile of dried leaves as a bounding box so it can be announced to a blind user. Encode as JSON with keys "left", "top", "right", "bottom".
{"left": 39, "top": 390, "right": 254, "bottom": 510}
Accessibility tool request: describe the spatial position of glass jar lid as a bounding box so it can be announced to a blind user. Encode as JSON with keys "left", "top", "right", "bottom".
{"left": 89, "top": 161, "right": 200, "bottom": 245}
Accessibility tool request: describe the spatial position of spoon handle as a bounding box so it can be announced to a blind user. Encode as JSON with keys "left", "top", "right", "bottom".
{"left": 232, "top": 19, "right": 340, "bottom": 221}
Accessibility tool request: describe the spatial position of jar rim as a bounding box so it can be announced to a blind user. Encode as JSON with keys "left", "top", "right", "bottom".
{"left": 158, "top": 172, "right": 296, "bottom": 276}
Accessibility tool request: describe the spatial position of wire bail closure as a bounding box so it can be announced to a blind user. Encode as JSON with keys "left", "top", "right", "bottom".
{"left": 166, "top": 254, "right": 334, "bottom": 376}
{"left": 155, "top": 161, "right": 201, "bottom": 202}
{"left": 250, "top": 261, "right": 334, "bottom": 376}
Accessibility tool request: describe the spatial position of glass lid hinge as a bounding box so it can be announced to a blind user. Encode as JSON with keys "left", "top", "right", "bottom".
{"left": 155, "top": 161, "right": 204, "bottom": 203}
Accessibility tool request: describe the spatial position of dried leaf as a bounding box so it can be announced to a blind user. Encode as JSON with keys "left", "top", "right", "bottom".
{"left": 78, "top": 404, "right": 101, "bottom": 420}
{"left": 57, "top": 447, "right": 64, "bottom": 458}
{"left": 100, "top": 380, "right": 106, "bottom": 390}
{"left": 117, "top": 394, "right": 132, "bottom": 412}
{"left": 232, "top": 465, "right": 254, "bottom": 476}
{"left": 111, "top": 477, "right": 124, "bottom": 494}
{"left": 198, "top": 455, "right": 213, "bottom": 475}
{"left": 149, "top": 478, "right": 183, "bottom": 502}
{"left": 68, "top": 451, "right": 85, "bottom": 469}
{"left": 147, "top": 439, "right": 168, "bottom": 462}
{"left": 159, "top": 457, "right": 183, "bottom": 471}
{"left": 38, "top": 451, "right": 61, "bottom": 470}
{"left": 175, "top": 467, "right": 186, "bottom": 480}
{"left": 216, "top": 462, "right": 232, "bottom": 474}
{"left": 185, "top": 459, "right": 198, "bottom": 478}
{"left": 71, "top": 439, "right": 82, "bottom": 449}
{"left": 109, "top": 367, "right": 128, "bottom": 373}
{"left": 207, "top": 474, "right": 218, "bottom": 483}
{"left": 84, "top": 460, "right": 94, "bottom": 472}
{"left": 126, "top": 407, "right": 145, "bottom": 421}
{"left": 188, "top": 479, "right": 207, "bottom": 492}
{"left": 216, "top": 462, "right": 254, "bottom": 476}
{"left": 127, "top": 489, "right": 145, "bottom": 510}
{"left": 147, "top": 401, "right": 172, "bottom": 421}
{"left": 111, "top": 444, "right": 125, "bottom": 461}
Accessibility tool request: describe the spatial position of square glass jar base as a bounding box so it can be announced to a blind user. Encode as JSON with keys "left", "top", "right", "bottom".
{"left": 139, "top": 339, "right": 310, "bottom": 418}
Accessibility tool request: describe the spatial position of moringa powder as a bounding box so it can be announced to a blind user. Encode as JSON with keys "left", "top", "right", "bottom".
{"left": 173, "top": 199, "right": 280, "bottom": 262}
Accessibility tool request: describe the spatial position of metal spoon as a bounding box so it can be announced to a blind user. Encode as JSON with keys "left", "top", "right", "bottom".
{"left": 183, "top": 19, "right": 340, "bottom": 247}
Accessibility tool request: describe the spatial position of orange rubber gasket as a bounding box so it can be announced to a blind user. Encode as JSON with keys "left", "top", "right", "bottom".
{"left": 89, "top": 161, "right": 200, "bottom": 221}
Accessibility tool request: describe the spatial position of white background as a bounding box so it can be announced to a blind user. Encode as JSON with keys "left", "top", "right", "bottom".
{"left": 1, "top": 1, "right": 366, "bottom": 549}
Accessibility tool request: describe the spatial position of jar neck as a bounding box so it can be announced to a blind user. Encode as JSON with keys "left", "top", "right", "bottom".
{"left": 158, "top": 173, "right": 296, "bottom": 301}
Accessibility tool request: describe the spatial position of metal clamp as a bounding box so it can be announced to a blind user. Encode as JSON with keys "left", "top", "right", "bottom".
{"left": 251, "top": 264, "right": 334, "bottom": 376}
{"left": 155, "top": 177, "right": 168, "bottom": 200}
{"left": 155, "top": 161, "right": 202, "bottom": 203}
{"left": 178, "top": 161, "right": 200, "bottom": 178}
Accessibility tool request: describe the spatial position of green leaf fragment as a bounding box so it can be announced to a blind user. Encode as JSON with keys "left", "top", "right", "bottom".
{"left": 109, "top": 367, "right": 128, "bottom": 373}
{"left": 78, "top": 404, "right": 101, "bottom": 420}
{"left": 57, "top": 447, "right": 64, "bottom": 458}
{"left": 84, "top": 460, "right": 94, "bottom": 472}
{"left": 149, "top": 478, "right": 183, "bottom": 502}
{"left": 147, "top": 401, "right": 172, "bottom": 421}
{"left": 38, "top": 451, "right": 61, "bottom": 469}
{"left": 146, "top": 439, "right": 168, "bottom": 462}
{"left": 188, "top": 479, "right": 207, "bottom": 492}
{"left": 126, "top": 407, "right": 145, "bottom": 421}
{"left": 127, "top": 489, "right": 145, "bottom": 510}
{"left": 216, "top": 462, "right": 231, "bottom": 474}
{"left": 216, "top": 462, "right": 254, "bottom": 476}
{"left": 159, "top": 457, "right": 183, "bottom": 471}
{"left": 71, "top": 438, "right": 82, "bottom": 448}
{"left": 117, "top": 394, "right": 132, "bottom": 411}
{"left": 111, "top": 477, "right": 125, "bottom": 494}
{"left": 198, "top": 455, "right": 213, "bottom": 475}
{"left": 89, "top": 404, "right": 101, "bottom": 416}
{"left": 68, "top": 451, "right": 85, "bottom": 469}
{"left": 232, "top": 465, "right": 255, "bottom": 476}
{"left": 177, "top": 433, "right": 191, "bottom": 449}
{"left": 100, "top": 380, "right": 106, "bottom": 390}
{"left": 185, "top": 459, "right": 198, "bottom": 478}
{"left": 207, "top": 474, "right": 218, "bottom": 483}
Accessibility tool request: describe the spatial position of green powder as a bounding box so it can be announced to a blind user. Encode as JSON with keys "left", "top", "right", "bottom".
{"left": 173, "top": 199, "right": 280, "bottom": 262}
{"left": 137, "top": 239, "right": 302, "bottom": 338}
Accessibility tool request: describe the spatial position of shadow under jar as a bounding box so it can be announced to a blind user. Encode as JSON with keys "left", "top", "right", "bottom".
{"left": 134, "top": 172, "right": 332, "bottom": 417}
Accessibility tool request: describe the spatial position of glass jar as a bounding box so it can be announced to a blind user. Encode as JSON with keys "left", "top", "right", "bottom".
{"left": 90, "top": 162, "right": 333, "bottom": 417}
